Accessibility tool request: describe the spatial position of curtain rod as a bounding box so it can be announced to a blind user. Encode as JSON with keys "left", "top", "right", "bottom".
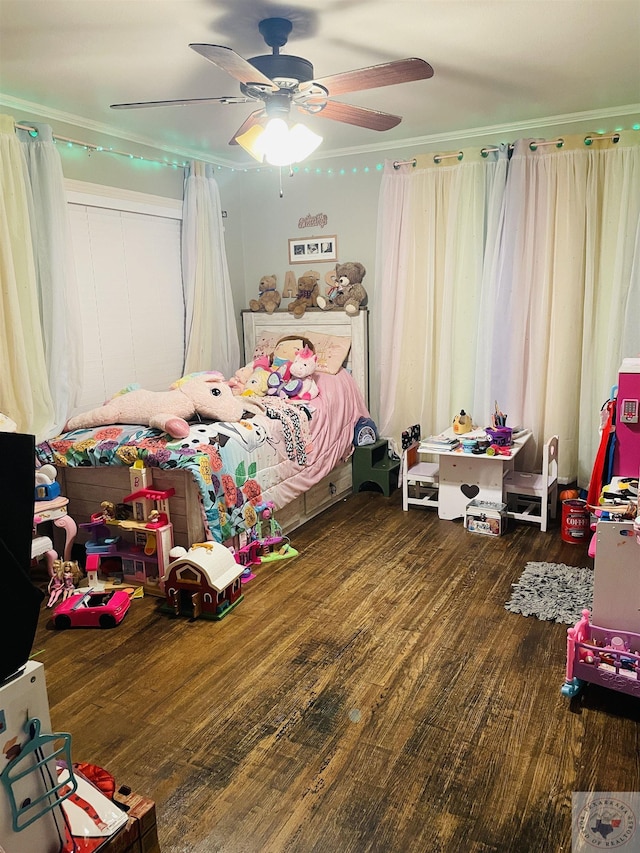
{"left": 14, "top": 121, "right": 190, "bottom": 169}
{"left": 394, "top": 132, "right": 623, "bottom": 168}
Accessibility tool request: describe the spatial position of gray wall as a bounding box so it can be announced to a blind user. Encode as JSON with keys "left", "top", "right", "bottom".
{"left": 47, "top": 107, "right": 635, "bottom": 423}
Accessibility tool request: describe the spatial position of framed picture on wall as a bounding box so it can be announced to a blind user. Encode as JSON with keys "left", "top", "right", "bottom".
{"left": 288, "top": 235, "right": 338, "bottom": 264}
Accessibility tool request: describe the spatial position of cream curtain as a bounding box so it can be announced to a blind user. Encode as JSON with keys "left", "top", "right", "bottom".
{"left": 18, "top": 122, "right": 83, "bottom": 435}
{"left": 182, "top": 160, "right": 240, "bottom": 378}
{"left": 0, "top": 114, "right": 55, "bottom": 440}
{"left": 376, "top": 146, "right": 509, "bottom": 455}
{"left": 376, "top": 132, "right": 640, "bottom": 484}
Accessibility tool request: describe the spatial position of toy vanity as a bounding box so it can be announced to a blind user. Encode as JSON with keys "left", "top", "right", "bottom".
{"left": 562, "top": 518, "right": 640, "bottom": 699}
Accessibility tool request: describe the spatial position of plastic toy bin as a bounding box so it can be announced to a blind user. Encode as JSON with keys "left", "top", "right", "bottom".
{"left": 465, "top": 499, "right": 507, "bottom": 536}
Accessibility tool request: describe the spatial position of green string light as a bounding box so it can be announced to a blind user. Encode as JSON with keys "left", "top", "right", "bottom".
{"left": 48, "top": 123, "right": 640, "bottom": 175}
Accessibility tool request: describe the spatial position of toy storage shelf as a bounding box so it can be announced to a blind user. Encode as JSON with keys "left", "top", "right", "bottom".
{"left": 352, "top": 439, "right": 400, "bottom": 497}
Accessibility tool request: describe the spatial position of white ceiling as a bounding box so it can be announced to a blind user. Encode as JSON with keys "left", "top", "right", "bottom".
{"left": 1, "top": 0, "right": 639, "bottom": 167}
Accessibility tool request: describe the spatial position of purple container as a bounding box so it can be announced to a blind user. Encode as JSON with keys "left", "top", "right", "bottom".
{"left": 486, "top": 427, "right": 513, "bottom": 447}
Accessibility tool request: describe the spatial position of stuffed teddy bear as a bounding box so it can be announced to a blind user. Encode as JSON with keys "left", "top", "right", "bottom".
{"left": 316, "top": 261, "right": 367, "bottom": 316}
{"left": 287, "top": 271, "right": 320, "bottom": 319}
{"left": 64, "top": 372, "right": 258, "bottom": 439}
{"left": 249, "top": 274, "right": 281, "bottom": 315}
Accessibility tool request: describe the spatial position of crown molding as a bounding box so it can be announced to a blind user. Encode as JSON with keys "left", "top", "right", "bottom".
{"left": 2, "top": 92, "right": 638, "bottom": 169}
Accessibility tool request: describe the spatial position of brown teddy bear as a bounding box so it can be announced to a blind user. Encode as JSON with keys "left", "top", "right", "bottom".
{"left": 316, "top": 261, "right": 367, "bottom": 315}
{"left": 287, "top": 270, "right": 320, "bottom": 319}
{"left": 250, "top": 274, "right": 281, "bottom": 314}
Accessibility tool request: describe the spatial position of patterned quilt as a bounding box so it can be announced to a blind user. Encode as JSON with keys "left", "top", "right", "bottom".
{"left": 36, "top": 370, "right": 369, "bottom": 543}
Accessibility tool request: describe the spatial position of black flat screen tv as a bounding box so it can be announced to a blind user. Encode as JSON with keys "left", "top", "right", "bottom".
{"left": 0, "top": 432, "right": 45, "bottom": 684}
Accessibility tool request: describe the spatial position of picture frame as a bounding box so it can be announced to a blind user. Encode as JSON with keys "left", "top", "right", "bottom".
{"left": 288, "top": 235, "right": 338, "bottom": 264}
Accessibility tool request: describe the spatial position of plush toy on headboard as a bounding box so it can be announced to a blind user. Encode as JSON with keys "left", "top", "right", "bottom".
{"left": 249, "top": 274, "right": 281, "bottom": 315}
{"left": 317, "top": 261, "right": 367, "bottom": 315}
{"left": 64, "top": 373, "right": 256, "bottom": 439}
{"left": 288, "top": 271, "right": 320, "bottom": 319}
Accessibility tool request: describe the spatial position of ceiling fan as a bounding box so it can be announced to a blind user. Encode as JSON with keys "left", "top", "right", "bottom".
{"left": 110, "top": 17, "right": 434, "bottom": 151}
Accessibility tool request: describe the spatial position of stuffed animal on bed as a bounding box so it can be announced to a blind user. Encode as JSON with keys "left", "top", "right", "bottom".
{"left": 64, "top": 373, "right": 256, "bottom": 439}
{"left": 288, "top": 346, "right": 319, "bottom": 401}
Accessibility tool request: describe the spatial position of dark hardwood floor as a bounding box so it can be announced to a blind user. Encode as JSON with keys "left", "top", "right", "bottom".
{"left": 32, "top": 490, "right": 640, "bottom": 853}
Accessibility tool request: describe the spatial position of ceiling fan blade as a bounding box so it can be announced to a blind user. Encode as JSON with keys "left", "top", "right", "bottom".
{"left": 111, "top": 96, "right": 252, "bottom": 110}
{"left": 190, "top": 44, "right": 278, "bottom": 91}
{"left": 310, "top": 57, "right": 433, "bottom": 97}
{"left": 299, "top": 100, "right": 401, "bottom": 131}
{"left": 229, "top": 110, "right": 267, "bottom": 145}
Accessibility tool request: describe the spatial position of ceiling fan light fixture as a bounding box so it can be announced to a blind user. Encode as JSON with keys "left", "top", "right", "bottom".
{"left": 235, "top": 125, "right": 268, "bottom": 162}
{"left": 236, "top": 118, "right": 322, "bottom": 166}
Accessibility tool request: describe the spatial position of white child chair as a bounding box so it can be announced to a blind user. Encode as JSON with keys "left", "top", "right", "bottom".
{"left": 503, "top": 435, "right": 559, "bottom": 532}
{"left": 401, "top": 425, "right": 439, "bottom": 512}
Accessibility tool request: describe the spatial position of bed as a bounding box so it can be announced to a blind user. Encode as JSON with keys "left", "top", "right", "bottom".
{"left": 36, "top": 310, "right": 370, "bottom": 551}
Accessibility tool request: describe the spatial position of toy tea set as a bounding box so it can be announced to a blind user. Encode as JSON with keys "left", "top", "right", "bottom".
{"left": 452, "top": 402, "right": 513, "bottom": 455}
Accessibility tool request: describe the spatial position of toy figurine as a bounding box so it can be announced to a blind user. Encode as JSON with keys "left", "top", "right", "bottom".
{"left": 61, "top": 560, "right": 83, "bottom": 601}
{"left": 47, "top": 570, "right": 65, "bottom": 608}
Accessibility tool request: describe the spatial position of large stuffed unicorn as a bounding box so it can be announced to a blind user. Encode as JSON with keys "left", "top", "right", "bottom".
{"left": 64, "top": 372, "right": 259, "bottom": 439}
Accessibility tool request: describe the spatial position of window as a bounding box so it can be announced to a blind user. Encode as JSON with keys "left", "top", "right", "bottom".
{"left": 66, "top": 181, "right": 185, "bottom": 414}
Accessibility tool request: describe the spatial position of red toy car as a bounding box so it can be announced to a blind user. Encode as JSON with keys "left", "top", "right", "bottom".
{"left": 53, "top": 589, "right": 131, "bottom": 630}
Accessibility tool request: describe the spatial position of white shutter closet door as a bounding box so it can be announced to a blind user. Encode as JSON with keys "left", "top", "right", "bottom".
{"left": 67, "top": 193, "right": 184, "bottom": 415}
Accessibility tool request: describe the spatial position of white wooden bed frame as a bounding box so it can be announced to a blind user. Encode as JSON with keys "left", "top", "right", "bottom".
{"left": 57, "top": 309, "right": 368, "bottom": 550}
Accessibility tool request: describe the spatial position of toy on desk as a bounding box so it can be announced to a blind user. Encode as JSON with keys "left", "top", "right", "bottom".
{"left": 486, "top": 426, "right": 513, "bottom": 447}
{"left": 486, "top": 443, "right": 512, "bottom": 457}
{"left": 491, "top": 401, "right": 507, "bottom": 429}
{"left": 452, "top": 410, "right": 473, "bottom": 435}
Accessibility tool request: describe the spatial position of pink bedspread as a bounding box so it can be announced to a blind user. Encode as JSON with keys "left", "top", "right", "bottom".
{"left": 258, "top": 368, "right": 370, "bottom": 509}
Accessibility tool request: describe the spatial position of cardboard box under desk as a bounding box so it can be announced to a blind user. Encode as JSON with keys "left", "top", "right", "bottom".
{"left": 464, "top": 499, "right": 507, "bottom": 536}
{"left": 94, "top": 788, "right": 160, "bottom": 853}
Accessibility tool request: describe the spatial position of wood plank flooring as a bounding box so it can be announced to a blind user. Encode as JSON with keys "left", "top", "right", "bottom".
{"left": 32, "top": 490, "right": 640, "bottom": 853}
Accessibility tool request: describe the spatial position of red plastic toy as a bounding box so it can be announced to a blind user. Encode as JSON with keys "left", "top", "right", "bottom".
{"left": 53, "top": 589, "right": 131, "bottom": 630}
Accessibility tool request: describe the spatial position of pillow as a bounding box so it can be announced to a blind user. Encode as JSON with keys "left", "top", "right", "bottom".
{"left": 252, "top": 334, "right": 309, "bottom": 363}
{"left": 252, "top": 332, "right": 283, "bottom": 361}
{"left": 303, "top": 331, "right": 351, "bottom": 375}
{"left": 251, "top": 330, "right": 351, "bottom": 375}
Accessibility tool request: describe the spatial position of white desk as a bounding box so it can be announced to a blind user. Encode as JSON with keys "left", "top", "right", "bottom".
{"left": 421, "top": 430, "right": 532, "bottom": 520}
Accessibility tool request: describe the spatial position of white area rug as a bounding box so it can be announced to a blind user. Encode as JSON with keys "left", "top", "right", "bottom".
{"left": 505, "top": 561, "right": 593, "bottom": 624}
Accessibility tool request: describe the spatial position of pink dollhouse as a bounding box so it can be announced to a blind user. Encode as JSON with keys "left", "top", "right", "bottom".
{"left": 80, "top": 460, "right": 175, "bottom": 596}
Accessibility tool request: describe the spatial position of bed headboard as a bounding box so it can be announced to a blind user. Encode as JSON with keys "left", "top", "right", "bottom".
{"left": 241, "top": 309, "right": 369, "bottom": 404}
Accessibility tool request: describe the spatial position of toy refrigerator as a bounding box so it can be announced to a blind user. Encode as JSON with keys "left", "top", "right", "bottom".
{"left": 613, "top": 358, "right": 640, "bottom": 477}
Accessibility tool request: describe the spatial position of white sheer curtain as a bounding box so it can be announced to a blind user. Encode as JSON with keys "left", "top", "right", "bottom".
{"left": 18, "top": 122, "right": 83, "bottom": 435}
{"left": 0, "top": 113, "right": 55, "bottom": 440}
{"left": 494, "top": 134, "right": 640, "bottom": 481}
{"left": 182, "top": 160, "right": 240, "bottom": 378}
{"left": 376, "top": 132, "right": 640, "bottom": 485}
{"left": 376, "top": 147, "right": 509, "bottom": 454}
